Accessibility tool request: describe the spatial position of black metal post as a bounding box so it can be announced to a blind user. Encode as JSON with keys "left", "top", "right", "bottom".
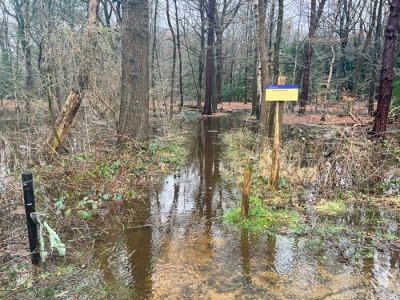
{"left": 22, "top": 171, "right": 40, "bottom": 265}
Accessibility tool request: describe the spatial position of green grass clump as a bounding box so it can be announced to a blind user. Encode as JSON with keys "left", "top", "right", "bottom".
{"left": 315, "top": 199, "right": 346, "bottom": 215}
{"left": 225, "top": 197, "right": 301, "bottom": 232}
{"left": 148, "top": 140, "right": 187, "bottom": 165}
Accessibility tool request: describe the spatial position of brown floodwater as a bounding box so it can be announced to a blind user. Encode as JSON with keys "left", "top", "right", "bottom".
{"left": 90, "top": 115, "right": 400, "bottom": 299}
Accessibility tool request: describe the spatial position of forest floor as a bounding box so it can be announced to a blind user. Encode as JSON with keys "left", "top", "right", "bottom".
{"left": 211, "top": 101, "right": 372, "bottom": 126}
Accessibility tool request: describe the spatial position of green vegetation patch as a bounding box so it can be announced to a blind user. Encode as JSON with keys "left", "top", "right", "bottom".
{"left": 225, "top": 197, "right": 301, "bottom": 232}
{"left": 315, "top": 199, "right": 346, "bottom": 215}
{"left": 148, "top": 140, "right": 187, "bottom": 165}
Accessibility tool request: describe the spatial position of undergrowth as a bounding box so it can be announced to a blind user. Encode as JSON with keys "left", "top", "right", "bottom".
{"left": 0, "top": 128, "right": 188, "bottom": 299}
{"left": 31, "top": 138, "right": 187, "bottom": 222}
{"left": 225, "top": 196, "right": 301, "bottom": 232}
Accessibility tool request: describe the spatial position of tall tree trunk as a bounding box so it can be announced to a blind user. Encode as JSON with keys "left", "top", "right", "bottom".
{"left": 174, "top": 0, "right": 184, "bottom": 109}
{"left": 298, "top": 0, "right": 316, "bottom": 115}
{"left": 88, "top": 0, "right": 100, "bottom": 28}
{"left": 24, "top": 0, "right": 32, "bottom": 90}
{"left": 325, "top": 40, "right": 335, "bottom": 104}
{"left": 338, "top": 0, "right": 350, "bottom": 91}
{"left": 117, "top": 0, "right": 150, "bottom": 145}
{"left": 372, "top": 0, "right": 400, "bottom": 134}
{"left": 368, "top": 0, "right": 384, "bottom": 116}
{"left": 203, "top": 0, "right": 215, "bottom": 115}
{"left": 166, "top": 0, "right": 177, "bottom": 119}
{"left": 214, "top": 0, "right": 241, "bottom": 104}
{"left": 212, "top": 45, "right": 218, "bottom": 112}
{"left": 215, "top": 29, "right": 223, "bottom": 104}
{"left": 273, "top": 0, "right": 283, "bottom": 82}
{"left": 252, "top": 12, "right": 259, "bottom": 117}
{"left": 151, "top": 0, "right": 159, "bottom": 116}
{"left": 100, "top": 0, "right": 112, "bottom": 27}
{"left": 245, "top": 7, "right": 253, "bottom": 106}
{"left": 197, "top": 0, "right": 206, "bottom": 108}
{"left": 258, "top": 0, "right": 270, "bottom": 136}
{"left": 298, "top": 0, "right": 327, "bottom": 114}
{"left": 267, "top": 0, "right": 275, "bottom": 77}
{"left": 267, "top": 0, "right": 283, "bottom": 137}
{"left": 182, "top": 18, "right": 200, "bottom": 107}
{"left": 353, "top": 0, "right": 377, "bottom": 99}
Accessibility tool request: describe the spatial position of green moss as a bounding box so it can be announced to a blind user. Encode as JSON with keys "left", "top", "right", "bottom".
{"left": 316, "top": 199, "right": 346, "bottom": 215}
{"left": 224, "top": 197, "right": 301, "bottom": 232}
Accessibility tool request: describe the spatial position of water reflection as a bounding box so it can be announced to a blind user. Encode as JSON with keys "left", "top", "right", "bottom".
{"left": 92, "top": 115, "right": 400, "bottom": 299}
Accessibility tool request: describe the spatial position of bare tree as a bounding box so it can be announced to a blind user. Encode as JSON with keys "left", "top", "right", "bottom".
{"left": 174, "top": 0, "right": 184, "bottom": 109}
{"left": 368, "top": 0, "right": 384, "bottom": 116}
{"left": 298, "top": 0, "right": 327, "bottom": 115}
{"left": 215, "top": 0, "right": 241, "bottom": 104}
{"left": 166, "top": 0, "right": 177, "bottom": 118}
{"left": 352, "top": 0, "right": 378, "bottom": 99}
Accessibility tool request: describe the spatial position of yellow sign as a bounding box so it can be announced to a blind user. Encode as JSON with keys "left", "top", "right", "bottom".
{"left": 266, "top": 85, "right": 298, "bottom": 101}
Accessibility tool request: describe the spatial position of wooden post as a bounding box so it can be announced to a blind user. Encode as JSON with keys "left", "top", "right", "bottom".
{"left": 241, "top": 157, "right": 254, "bottom": 217}
{"left": 22, "top": 172, "right": 40, "bottom": 265}
{"left": 270, "top": 76, "right": 286, "bottom": 188}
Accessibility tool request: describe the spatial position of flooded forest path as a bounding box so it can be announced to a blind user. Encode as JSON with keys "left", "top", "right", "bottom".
{"left": 93, "top": 115, "right": 400, "bottom": 299}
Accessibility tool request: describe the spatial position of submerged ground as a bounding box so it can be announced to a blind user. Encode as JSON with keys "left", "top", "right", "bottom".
{"left": 1, "top": 102, "right": 400, "bottom": 299}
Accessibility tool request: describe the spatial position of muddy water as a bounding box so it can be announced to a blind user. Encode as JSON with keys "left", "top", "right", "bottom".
{"left": 92, "top": 116, "right": 400, "bottom": 299}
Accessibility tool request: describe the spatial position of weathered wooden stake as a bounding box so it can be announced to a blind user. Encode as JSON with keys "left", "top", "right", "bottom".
{"left": 270, "top": 76, "right": 286, "bottom": 188}
{"left": 44, "top": 90, "right": 82, "bottom": 152}
{"left": 22, "top": 171, "right": 40, "bottom": 265}
{"left": 241, "top": 157, "right": 254, "bottom": 217}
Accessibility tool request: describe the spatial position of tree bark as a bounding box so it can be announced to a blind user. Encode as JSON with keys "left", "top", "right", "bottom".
{"left": 212, "top": 45, "right": 218, "bottom": 112}
{"left": 215, "top": 29, "right": 223, "bottom": 104}
{"left": 44, "top": 91, "right": 82, "bottom": 151}
{"left": 258, "top": 0, "right": 270, "bottom": 136}
{"left": 174, "top": 0, "right": 184, "bottom": 109}
{"left": 24, "top": 0, "right": 32, "bottom": 90}
{"left": 88, "top": 0, "right": 100, "bottom": 28}
{"left": 241, "top": 157, "right": 254, "bottom": 217}
{"left": 252, "top": 15, "right": 259, "bottom": 117}
{"left": 151, "top": 0, "right": 159, "bottom": 116}
{"left": 373, "top": 0, "right": 400, "bottom": 134}
{"left": 353, "top": 0, "right": 377, "bottom": 99}
{"left": 267, "top": 0, "right": 283, "bottom": 137}
{"left": 166, "top": 0, "right": 177, "bottom": 119}
{"left": 117, "top": 0, "right": 150, "bottom": 145}
{"left": 368, "top": 0, "right": 384, "bottom": 116}
{"left": 197, "top": 0, "right": 206, "bottom": 107}
{"left": 203, "top": 0, "right": 215, "bottom": 115}
{"left": 215, "top": 0, "right": 241, "bottom": 104}
{"left": 298, "top": 0, "right": 327, "bottom": 114}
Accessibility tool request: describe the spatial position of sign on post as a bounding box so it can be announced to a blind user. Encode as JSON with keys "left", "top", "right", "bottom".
{"left": 268, "top": 78, "right": 298, "bottom": 188}
{"left": 266, "top": 85, "right": 299, "bottom": 102}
